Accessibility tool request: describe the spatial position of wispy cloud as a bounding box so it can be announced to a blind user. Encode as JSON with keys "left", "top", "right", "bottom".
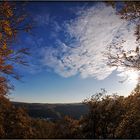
{"left": 34, "top": 14, "right": 50, "bottom": 26}
{"left": 42, "top": 3, "right": 137, "bottom": 80}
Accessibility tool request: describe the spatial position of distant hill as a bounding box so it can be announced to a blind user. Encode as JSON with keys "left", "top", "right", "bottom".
{"left": 12, "top": 102, "right": 88, "bottom": 120}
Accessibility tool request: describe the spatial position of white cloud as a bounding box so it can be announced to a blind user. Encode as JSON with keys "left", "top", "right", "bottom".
{"left": 42, "top": 3, "right": 137, "bottom": 80}
{"left": 117, "top": 67, "right": 139, "bottom": 84}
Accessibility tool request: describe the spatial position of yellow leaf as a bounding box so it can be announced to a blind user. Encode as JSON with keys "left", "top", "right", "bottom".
{"left": 2, "top": 43, "right": 7, "bottom": 50}
{"left": 0, "top": 33, "right": 2, "bottom": 40}
{"left": 6, "top": 9, "right": 13, "bottom": 18}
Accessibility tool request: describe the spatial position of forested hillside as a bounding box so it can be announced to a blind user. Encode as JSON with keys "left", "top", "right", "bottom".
{"left": 13, "top": 102, "right": 88, "bottom": 120}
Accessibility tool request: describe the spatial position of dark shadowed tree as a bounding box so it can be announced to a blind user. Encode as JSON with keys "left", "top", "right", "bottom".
{"left": 115, "top": 85, "right": 140, "bottom": 138}
{"left": 80, "top": 89, "right": 125, "bottom": 139}
{"left": 4, "top": 106, "right": 34, "bottom": 138}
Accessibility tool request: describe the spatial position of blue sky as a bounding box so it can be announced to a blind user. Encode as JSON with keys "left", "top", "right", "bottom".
{"left": 10, "top": 2, "right": 137, "bottom": 103}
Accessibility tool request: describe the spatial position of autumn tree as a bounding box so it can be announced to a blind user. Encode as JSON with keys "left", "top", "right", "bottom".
{"left": 0, "top": 95, "right": 11, "bottom": 138}
{"left": 80, "top": 89, "right": 106, "bottom": 139}
{"left": 115, "top": 85, "right": 140, "bottom": 138}
{"left": 4, "top": 106, "right": 34, "bottom": 138}
{"left": 53, "top": 116, "right": 81, "bottom": 138}
{"left": 0, "top": 1, "right": 31, "bottom": 96}
{"left": 105, "top": 2, "right": 140, "bottom": 84}
{"left": 103, "top": 2, "right": 140, "bottom": 138}
{"left": 31, "top": 118, "right": 55, "bottom": 139}
{"left": 80, "top": 89, "right": 125, "bottom": 139}
{"left": 0, "top": 2, "right": 34, "bottom": 138}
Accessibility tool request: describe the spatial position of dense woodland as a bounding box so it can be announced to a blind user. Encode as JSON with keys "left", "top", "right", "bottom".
{"left": 1, "top": 1, "right": 140, "bottom": 139}
{"left": 1, "top": 85, "right": 140, "bottom": 138}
